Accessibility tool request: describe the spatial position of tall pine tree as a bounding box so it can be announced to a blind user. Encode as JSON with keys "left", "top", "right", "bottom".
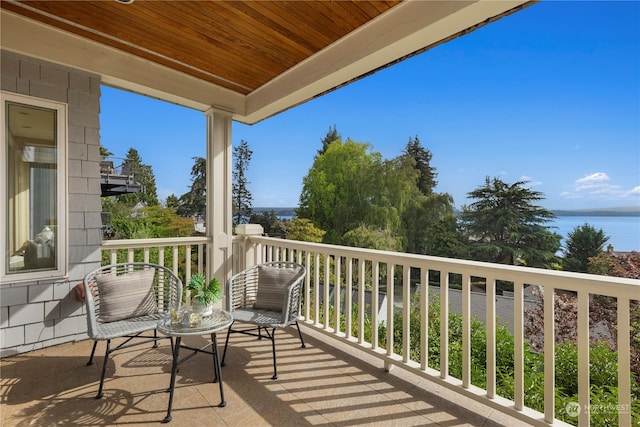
{"left": 177, "top": 156, "right": 206, "bottom": 219}
{"left": 118, "top": 148, "right": 159, "bottom": 206}
{"left": 402, "top": 135, "right": 437, "bottom": 196}
{"left": 233, "top": 140, "right": 253, "bottom": 224}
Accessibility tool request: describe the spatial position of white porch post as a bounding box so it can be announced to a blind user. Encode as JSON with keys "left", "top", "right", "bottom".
{"left": 205, "top": 108, "right": 233, "bottom": 289}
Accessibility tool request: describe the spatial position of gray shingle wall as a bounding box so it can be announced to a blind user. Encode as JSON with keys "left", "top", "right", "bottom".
{"left": 0, "top": 50, "right": 102, "bottom": 357}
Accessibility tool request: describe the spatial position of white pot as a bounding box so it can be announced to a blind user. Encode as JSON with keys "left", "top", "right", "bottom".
{"left": 191, "top": 298, "right": 213, "bottom": 317}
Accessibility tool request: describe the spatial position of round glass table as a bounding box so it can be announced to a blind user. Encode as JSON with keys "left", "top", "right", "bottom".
{"left": 157, "top": 309, "right": 233, "bottom": 423}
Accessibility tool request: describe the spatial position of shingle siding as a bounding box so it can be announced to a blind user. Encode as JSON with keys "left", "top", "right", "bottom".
{"left": 1, "top": 50, "right": 102, "bottom": 358}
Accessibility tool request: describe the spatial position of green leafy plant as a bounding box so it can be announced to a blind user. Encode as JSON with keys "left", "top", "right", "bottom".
{"left": 186, "top": 273, "right": 223, "bottom": 305}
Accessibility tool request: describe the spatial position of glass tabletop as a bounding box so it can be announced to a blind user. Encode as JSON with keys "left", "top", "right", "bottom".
{"left": 157, "top": 309, "right": 233, "bottom": 336}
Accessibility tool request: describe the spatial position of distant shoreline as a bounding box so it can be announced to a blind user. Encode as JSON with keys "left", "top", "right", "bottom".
{"left": 253, "top": 206, "right": 640, "bottom": 218}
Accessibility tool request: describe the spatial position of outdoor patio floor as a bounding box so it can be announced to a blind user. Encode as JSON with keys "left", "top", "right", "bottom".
{"left": 1, "top": 324, "right": 523, "bottom": 426}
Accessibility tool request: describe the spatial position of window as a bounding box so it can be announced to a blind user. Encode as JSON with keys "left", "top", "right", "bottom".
{"left": 1, "top": 92, "right": 67, "bottom": 282}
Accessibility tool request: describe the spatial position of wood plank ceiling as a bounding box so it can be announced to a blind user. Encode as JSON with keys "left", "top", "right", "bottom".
{"left": 2, "top": 0, "right": 401, "bottom": 96}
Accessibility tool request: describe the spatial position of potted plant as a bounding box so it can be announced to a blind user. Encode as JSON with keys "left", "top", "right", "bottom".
{"left": 186, "top": 273, "right": 223, "bottom": 317}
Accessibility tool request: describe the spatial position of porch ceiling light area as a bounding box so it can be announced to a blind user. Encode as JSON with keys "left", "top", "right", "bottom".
{"left": 0, "top": 0, "right": 532, "bottom": 124}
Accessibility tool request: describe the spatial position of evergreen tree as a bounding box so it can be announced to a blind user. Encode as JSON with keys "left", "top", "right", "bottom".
{"left": 317, "top": 124, "right": 341, "bottom": 157}
{"left": 458, "top": 177, "right": 560, "bottom": 267}
{"left": 402, "top": 135, "right": 437, "bottom": 195}
{"left": 118, "top": 148, "right": 159, "bottom": 206}
{"left": 165, "top": 194, "right": 180, "bottom": 210}
{"left": 562, "top": 224, "right": 609, "bottom": 272}
{"left": 100, "top": 145, "right": 113, "bottom": 158}
{"left": 232, "top": 140, "right": 253, "bottom": 224}
{"left": 177, "top": 157, "right": 206, "bottom": 219}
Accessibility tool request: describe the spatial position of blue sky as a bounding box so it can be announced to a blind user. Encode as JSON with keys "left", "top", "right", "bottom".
{"left": 100, "top": 1, "right": 640, "bottom": 211}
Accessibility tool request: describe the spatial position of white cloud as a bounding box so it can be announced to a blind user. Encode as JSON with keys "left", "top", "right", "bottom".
{"left": 575, "top": 172, "right": 609, "bottom": 185}
{"left": 560, "top": 172, "right": 640, "bottom": 205}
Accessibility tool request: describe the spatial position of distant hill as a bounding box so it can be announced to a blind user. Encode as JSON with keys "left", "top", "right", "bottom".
{"left": 551, "top": 206, "right": 640, "bottom": 217}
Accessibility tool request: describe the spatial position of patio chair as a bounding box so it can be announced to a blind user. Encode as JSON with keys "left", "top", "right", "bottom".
{"left": 221, "top": 261, "right": 306, "bottom": 379}
{"left": 83, "top": 262, "right": 182, "bottom": 398}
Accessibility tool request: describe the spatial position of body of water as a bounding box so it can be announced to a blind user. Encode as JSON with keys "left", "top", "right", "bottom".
{"left": 271, "top": 210, "right": 640, "bottom": 253}
{"left": 551, "top": 215, "right": 640, "bottom": 252}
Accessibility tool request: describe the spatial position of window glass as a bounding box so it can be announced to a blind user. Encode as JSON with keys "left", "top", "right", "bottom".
{"left": 4, "top": 98, "right": 62, "bottom": 276}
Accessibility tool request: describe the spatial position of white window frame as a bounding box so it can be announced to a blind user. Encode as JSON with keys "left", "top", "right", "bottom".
{"left": 1, "top": 91, "right": 68, "bottom": 284}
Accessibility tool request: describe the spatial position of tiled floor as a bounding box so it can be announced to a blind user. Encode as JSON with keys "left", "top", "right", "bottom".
{"left": 1, "top": 324, "right": 523, "bottom": 426}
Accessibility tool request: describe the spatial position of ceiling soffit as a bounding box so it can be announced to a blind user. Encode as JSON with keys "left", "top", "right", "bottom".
{"left": 0, "top": 1, "right": 533, "bottom": 124}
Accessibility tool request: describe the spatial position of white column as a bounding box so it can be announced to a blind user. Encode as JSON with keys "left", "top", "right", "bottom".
{"left": 205, "top": 108, "right": 233, "bottom": 289}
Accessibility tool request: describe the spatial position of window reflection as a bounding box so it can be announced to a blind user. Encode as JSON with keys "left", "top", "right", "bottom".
{"left": 5, "top": 102, "right": 58, "bottom": 273}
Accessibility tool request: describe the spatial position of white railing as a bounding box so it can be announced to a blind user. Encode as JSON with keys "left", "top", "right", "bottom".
{"left": 101, "top": 236, "right": 211, "bottom": 284}
{"left": 237, "top": 235, "right": 638, "bottom": 427}
{"left": 103, "top": 234, "right": 638, "bottom": 426}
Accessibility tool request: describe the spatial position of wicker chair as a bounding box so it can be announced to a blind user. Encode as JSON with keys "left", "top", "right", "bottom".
{"left": 83, "top": 262, "right": 182, "bottom": 398}
{"left": 221, "top": 261, "right": 306, "bottom": 379}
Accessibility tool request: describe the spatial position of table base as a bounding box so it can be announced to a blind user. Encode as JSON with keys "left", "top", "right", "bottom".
{"left": 163, "top": 333, "right": 225, "bottom": 423}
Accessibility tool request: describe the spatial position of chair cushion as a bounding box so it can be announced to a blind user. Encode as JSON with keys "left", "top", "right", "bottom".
{"left": 253, "top": 265, "right": 298, "bottom": 312}
{"left": 96, "top": 269, "right": 158, "bottom": 323}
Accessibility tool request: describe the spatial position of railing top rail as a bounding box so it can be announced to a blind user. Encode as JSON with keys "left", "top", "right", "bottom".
{"left": 102, "top": 236, "right": 212, "bottom": 249}
{"left": 250, "top": 235, "right": 640, "bottom": 298}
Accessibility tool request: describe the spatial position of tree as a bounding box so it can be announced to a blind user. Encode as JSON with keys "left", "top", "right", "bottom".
{"left": 177, "top": 157, "right": 206, "bottom": 219}
{"left": 298, "top": 139, "right": 381, "bottom": 243}
{"left": 286, "top": 218, "right": 325, "bottom": 243}
{"left": 249, "top": 210, "right": 285, "bottom": 236}
{"left": 118, "top": 148, "right": 159, "bottom": 206}
{"left": 402, "top": 135, "right": 437, "bottom": 195}
{"left": 317, "top": 125, "right": 341, "bottom": 157}
{"left": 232, "top": 140, "right": 253, "bottom": 225}
{"left": 458, "top": 177, "right": 560, "bottom": 267}
{"left": 562, "top": 224, "right": 609, "bottom": 273}
{"left": 100, "top": 145, "right": 113, "bottom": 158}
{"left": 342, "top": 225, "right": 402, "bottom": 251}
{"left": 165, "top": 194, "right": 180, "bottom": 210}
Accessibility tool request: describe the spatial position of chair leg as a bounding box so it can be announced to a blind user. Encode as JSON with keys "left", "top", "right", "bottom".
{"left": 87, "top": 340, "right": 98, "bottom": 366}
{"left": 153, "top": 329, "right": 159, "bottom": 348}
{"left": 270, "top": 327, "right": 278, "bottom": 380}
{"left": 221, "top": 321, "right": 234, "bottom": 367}
{"left": 96, "top": 339, "right": 111, "bottom": 399}
{"left": 294, "top": 321, "right": 306, "bottom": 348}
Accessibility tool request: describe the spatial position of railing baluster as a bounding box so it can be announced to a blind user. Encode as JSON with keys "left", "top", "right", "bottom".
{"left": 314, "top": 252, "right": 320, "bottom": 326}
{"left": 440, "top": 270, "right": 449, "bottom": 379}
{"left": 486, "top": 276, "right": 496, "bottom": 399}
{"left": 185, "top": 244, "right": 192, "bottom": 283}
{"left": 420, "top": 267, "right": 429, "bottom": 371}
{"left": 462, "top": 273, "right": 470, "bottom": 389}
{"left": 372, "top": 261, "right": 379, "bottom": 350}
{"left": 334, "top": 255, "right": 341, "bottom": 334}
{"left": 172, "top": 246, "right": 178, "bottom": 276}
{"left": 358, "top": 258, "right": 365, "bottom": 345}
{"left": 304, "top": 251, "right": 311, "bottom": 322}
{"left": 514, "top": 281, "right": 524, "bottom": 411}
{"left": 323, "top": 253, "right": 331, "bottom": 331}
{"left": 618, "top": 297, "right": 632, "bottom": 427}
{"left": 578, "top": 290, "right": 590, "bottom": 426}
{"left": 403, "top": 264, "right": 411, "bottom": 363}
{"left": 345, "top": 257, "right": 353, "bottom": 340}
{"left": 544, "top": 285, "right": 555, "bottom": 423}
{"left": 386, "top": 264, "right": 394, "bottom": 364}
